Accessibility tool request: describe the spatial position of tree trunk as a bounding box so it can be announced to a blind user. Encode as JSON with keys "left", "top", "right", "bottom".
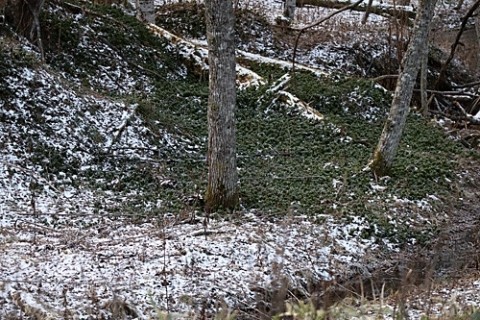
{"left": 370, "top": 0, "right": 437, "bottom": 176}
{"left": 5, "top": 0, "right": 43, "bottom": 40}
{"left": 204, "top": 0, "right": 239, "bottom": 213}
{"left": 284, "top": 0, "right": 296, "bottom": 19}
{"left": 476, "top": 9, "right": 480, "bottom": 75}
{"left": 420, "top": 45, "right": 428, "bottom": 116}
{"left": 136, "top": 0, "right": 155, "bottom": 23}
{"left": 297, "top": 0, "right": 416, "bottom": 20}
{"left": 362, "top": 0, "right": 374, "bottom": 24}
{"left": 455, "top": 0, "right": 464, "bottom": 10}
{"left": 419, "top": 42, "right": 428, "bottom": 115}
{"left": 5, "top": 0, "right": 45, "bottom": 60}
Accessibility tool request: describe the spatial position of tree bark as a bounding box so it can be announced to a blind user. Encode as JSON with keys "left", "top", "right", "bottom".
{"left": 204, "top": 0, "right": 239, "bottom": 213}
{"left": 434, "top": 0, "right": 480, "bottom": 89}
{"left": 284, "top": 0, "right": 296, "bottom": 19}
{"left": 455, "top": 0, "right": 464, "bottom": 10}
{"left": 5, "top": 0, "right": 45, "bottom": 60}
{"left": 370, "top": 0, "right": 437, "bottom": 176}
{"left": 5, "top": 0, "right": 44, "bottom": 39}
{"left": 420, "top": 41, "right": 429, "bottom": 115}
{"left": 297, "top": 0, "right": 416, "bottom": 20}
{"left": 136, "top": 0, "right": 155, "bottom": 23}
{"left": 476, "top": 9, "right": 480, "bottom": 75}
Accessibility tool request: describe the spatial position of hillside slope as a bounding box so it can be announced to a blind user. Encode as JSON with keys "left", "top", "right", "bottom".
{"left": 1, "top": 1, "right": 479, "bottom": 319}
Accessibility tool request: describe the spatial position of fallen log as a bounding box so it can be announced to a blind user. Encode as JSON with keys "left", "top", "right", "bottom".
{"left": 147, "top": 24, "right": 266, "bottom": 90}
{"left": 296, "top": 0, "right": 416, "bottom": 20}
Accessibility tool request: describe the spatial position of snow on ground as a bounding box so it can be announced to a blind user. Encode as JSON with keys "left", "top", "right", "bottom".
{"left": 0, "top": 16, "right": 392, "bottom": 318}
{"left": 1, "top": 0, "right": 479, "bottom": 318}
{"left": 0, "top": 210, "right": 393, "bottom": 318}
{"left": 0, "top": 59, "right": 160, "bottom": 216}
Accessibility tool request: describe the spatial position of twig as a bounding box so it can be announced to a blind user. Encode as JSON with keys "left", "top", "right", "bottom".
{"left": 362, "top": 0, "right": 374, "bottom": 24}
{"left": 452, "top": 80, "right": 480, "bottom": 89}
{"left": 469, "top": 96, "right": 480, "bottom": 114}
{"left": 189, "top": 229, "right": 228, "bottom": 237}
{"left": 291, "top": 0, "right": 364, "bottom": 75}
{"left": 453, "top": 101, "right": 480, "bottom": 124}
{"left": 272, "top": 175, "right": 329, "bottom": 180}
{"left": 371, "top": 74, "right": 399, "bottom": 82}
{"left": 107, "top": 104, "right": 139, "bottom": 150}
{"left": 413, "top": 89, "right": 479, "bottom": 98}
{"left": 434, "top": 0, "right": 480, "bottom": 89}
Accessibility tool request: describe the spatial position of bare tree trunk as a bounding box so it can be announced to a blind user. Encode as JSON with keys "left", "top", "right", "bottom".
{"left": 419, "top": 43, "right": 428, "bottom": 115}
{"left": 136, "top": 0, "right": 155, "bottom": 23}
{"left": 5, "top": 0, "right": 45, "bottom": 60}
{"left": 362, "top": 0, "right": 374, "bottom": 24}
{"left": 455, "top": 0, "right": 464, "bottom": 10}
{"left": 30, "top": 0, "right": 45, "bottom": 61}
{"left": 284, "top": 0, "right": 296, "bottom": 19}
{"left": 370, "top": 0, "right": 437, "bottom": 176}
{"left": 297, "top": 0, "right": 416, "bottom": 19}
{"left": 420, "top": 14, "right": 431, "bottom": 115}
{"left": 204, "top": 0, "right": 239, "bottom": 213}
{"left": 476, "top": 9, "right": 480, "bottom": 75}
{"left": 5, "top": 0, "right": 42, "bottom": 38}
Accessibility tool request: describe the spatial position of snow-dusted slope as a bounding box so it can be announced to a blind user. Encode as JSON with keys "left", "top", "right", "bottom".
{"left": 1, "top": 0, "right": 479, "bottom": 318}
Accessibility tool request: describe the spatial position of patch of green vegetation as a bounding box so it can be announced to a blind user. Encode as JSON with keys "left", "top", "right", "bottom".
{"left": 156, "top": 3, "right": 276, "bottom": 53}
{"left": 6, "top": 1, "right": 464, "bottom": 246}
{"left": 31, "top": 143, "right": 81, "bottom": 175}
{"left": 41, "top": 9, "right": 81, "bottom": 54}
{"left": 156, "top": 2, "right": 206, "bottom": 39}
{"left": 0, "top": 38, "right": 41, "bottom": 99}
{"left": 41, "top": 1, "right": 180, "bottom": 93}
{"left": 238, "top": 62, "right": 288, "bottom": 81}
{"left": 391, "top": 115, "right": 462, "bottom": 199}
{"left": 77, "top": 52, "right": 461, "bottom": 244}
{"left": 234, "top": 73, "right": 389, "bottom": 215}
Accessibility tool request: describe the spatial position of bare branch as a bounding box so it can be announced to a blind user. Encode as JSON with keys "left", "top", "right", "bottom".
{"left": 452, "top": 80, "right": 480, "bottom": 89}
{"left": 371, "top": 74, "right": 399, "bottom": 82}
{"left": 362, "top": 0, "right": 374, "bottom": 24}
{"left": 291, "top": 0, "right": 364, "bottom": 74}
{"left": 453, "top": 101, "right": 480, "bottom": 124}
{"left": 434, "top": 0, "right": 480, "bottom": 89}
{"left": 296, "top": 0, "right": 415, "bottom": 19}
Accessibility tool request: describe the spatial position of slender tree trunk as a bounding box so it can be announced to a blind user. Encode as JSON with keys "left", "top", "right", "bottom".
{"left": 297, "top": 0, "right": 416, "bottom": 19}
{"left": 419, "top": 42, "right": 428, "bottom": 115}
{"left": 455, "top": 0, "right": 464, "bottom": 10}
{"left": 30, "top": 0, "right": 45, "bottom": 61}
{"left": 284, "top": 0, "right": 296, "bottom": 19}
{"left": 476, "top": 9, "right": 480, "bottom": 75}
{"left": 204, "top": 0, "right": 239, "bottom": 213}
{"left": 5, "top": 0, "right": 45, "bottom": 60}
{"left": 362, "top": 0, "right": 374, "bottom": 24}
{"left": 136, "top": 0, "right": 155, "bottom": 23}
{"left": 5, "top": 0, "right": 43, "bottom": 39}
{"left": 370, "top": 0, "right": 437, "bottom": 176}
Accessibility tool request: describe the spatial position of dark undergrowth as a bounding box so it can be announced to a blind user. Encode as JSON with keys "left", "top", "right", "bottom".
{"left": 0, "top": 0, "right": 468, "bottom": 246}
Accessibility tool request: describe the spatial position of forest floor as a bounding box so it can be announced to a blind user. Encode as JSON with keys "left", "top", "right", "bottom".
{"left": 1, "top": 0, "right": 480, "bottom": 319}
